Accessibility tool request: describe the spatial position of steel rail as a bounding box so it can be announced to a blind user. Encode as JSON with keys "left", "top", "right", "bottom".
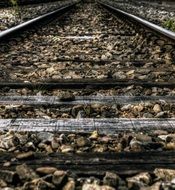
{"left": 0, "top": 2, "right": 77, "bottom": 40}
{"left": 98, "top": 1, "right": 175, "bottom": 41}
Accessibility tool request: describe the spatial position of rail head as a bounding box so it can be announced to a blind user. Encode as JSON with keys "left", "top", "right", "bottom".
{"left": 98, "top": 1, "right": 175, "bottom": 42}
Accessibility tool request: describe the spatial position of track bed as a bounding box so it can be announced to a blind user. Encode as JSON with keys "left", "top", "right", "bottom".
{"left": 0, "top": 1, "right": 175, "bottom": 189}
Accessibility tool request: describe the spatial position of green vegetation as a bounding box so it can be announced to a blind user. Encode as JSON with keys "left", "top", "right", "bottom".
{"left": 10, "top": 0, "right": 22, "bottom": 21}
{"left": 163, "top": 18, "right": 175, "bottom": 32}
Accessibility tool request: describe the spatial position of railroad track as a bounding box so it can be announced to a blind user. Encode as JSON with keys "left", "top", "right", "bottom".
{"left": 106, "top": 0, "right": 175, "bottom": 34}
{"left": 0, "top": 0, "right": 175, "bottom": 189}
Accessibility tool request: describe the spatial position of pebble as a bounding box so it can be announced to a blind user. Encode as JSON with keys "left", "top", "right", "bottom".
{"left": 59, "top": 92, "right": 75, "bottom": 101}
{"left": 171, "top": 178, "right": 175, "bottom": 184}
{"left": 156, "top": 39, "right": 165, "bottom": 46}
{"left": 129, "top": 138, "right": 143, "bottom": 152}
{"left": 0, "top": 170, "right": 18, "bottom": 184}
{"left": 153, "top": 130, "right": 168, "bottom": 136}
{"left": 91, "top": 104, "right": 101, "bottom": 109}
{"left": 135, "top": 134, "right": 152, "bottom": 142}
{"left": 82, "top": 184, "right": 115, "bottom": 190}
{"left": 71, "top": 105, "right": 83, "bottom": 117}
{"left": 60, "top": 145, "right": 74, "bottom": 153}
{"left": 16, "top": 151, "right": 34, "bottom": 160}
{"left": 63, "top": 180, "right": 75, "bottom": 190}
{"left": 89, "top": 131, "right": 98, "bottom": 140}
{"left": 121, "top": 104, "right": 132, "bottom": 111}
{"left": 2, "top": 188, "right": 14, "bottom": 190}
{"left": 3, "top": 162, "right": 11, "bottom": 167}
{"left": 153, "top": 104, "right": 162, "bottom": 113}
{"left": 37, "top": 132, "right": 54, "bottom": 143}
{"left": 103, "top": 172, "right": 121, "bottom": 187}
{"left": 128, "top": 172, "right": 151, "bottom": 185}
{"left": 52, "top": 170, "right": 67, "bottom": 186}
{"left": 0, "top": 134, "right": 19, "bottom": 150}
{"left": 128, "top": 179, "right": 146, "bottom": 189}
{"left": 93, "top": 144, "right": 107, "bottom": 152}
{"left": 143, "top": 182, "right": 161, "bottom": 190}
{"left": 154, "top": 168, "right": 175, "bottom": 181}
{"left": 46, "top": 67, "right": 55, "bottom": 74}
{"left": 126, "top": 70, "right": 135, "bottom": 75}
{"left": 165, "top": 142, "right": 175, "bottom": 150}
{"left": 16, "top": 164, "right": 38, "bottom": 180}
{"left": 107, "top": 45, "right": 113, "bottom": 51}
{"left": 133, "top": 104, "right": 144, "bottom": 112}
{"left": 137, "top": 75, "right": 148, "bottom": 80}
{"left": 0, "top": 179, "right": 7, "bottom": 188}
{"left": 112, "top": 71, "right": 126, "bottom": 80}
{"left": 51, "top": 138, "right": 59, "bottom": 150}
{"left": 36, "top": 167, "right": 57, "bottom": 175}
{"left": 76, "top": 110, "right": 86, "bottom": 119}
{"left": 155, "top": 111, "right": 166, "bottom": 118}
{"left": 76, "top": 137, "right": 89, "bottom": 147}
{"left": 23, "top": 178, "right": 55, "bottom": 189}
{"left": 101, "top": 54, "right": 108, "bottom": 60}
{"left": 143, "top": 113, "right": 153, "bottom": 118}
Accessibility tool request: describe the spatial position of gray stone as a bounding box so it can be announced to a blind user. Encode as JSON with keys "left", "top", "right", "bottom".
{"left": 51, "top": 138, "right": 59, "bottom": 150}
{"left": 127, "top": 180, "right": 145, "bottom": 189}
{"left": 37, "top": 132, "right": 54, "bottom": 143}
{"left": 143, "top": 113, "right": 153, "bottom": 118}
{"left": 16, "top": 164, "right": 38, "bottom": 181}
{"left": 37, "top": 179, "right": 55, "bottom": 190}
{"left": 76, "top": 110, "right": 86, "bottom": 119}
{"left": 130, "top": 138, "right": 143, "bottom": 152}
{"left": 23, "top": 178, "right": 55, "bottom": 190}
{"left": 59, "top": 92, "right": 75, "bottom": 101}
{"left": 135, "top": 134, "right": 152, "bottom": 143}
{"left": 121, "top": 104, "right": 132, "bottom": 111}
{"left": 71, "top": 105, "right": 83, "bottom": 117}
{"left": 153, "top": 130, "right": 168, "bottom": 136}
{"left": 76, "top": 137, "right": 89, "bottom": 147}
{"left": 0, "top": 170, "right": 18, "bottom": 184}
{"left": 155, "top": 111, "right": 166, "bottom": 118}
{"left": 112, "top": 71, "right": 126, "bottom": 80}
{"left": 127, "top": 172, "right": 151, "bottom": 185}
{"left": 127, "top": 172, "right": 151, "bottom": 189}
{"left": 103, "top": 172, "right": 121, "bottom": 187}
